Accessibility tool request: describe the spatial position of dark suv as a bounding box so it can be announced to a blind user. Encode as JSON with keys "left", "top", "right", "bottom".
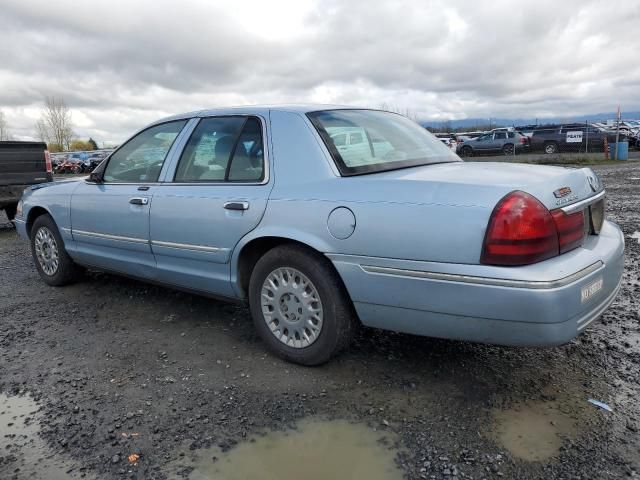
{"left": 456, "top": 129, "right": 529, "bottom": 157}
{"left": 0, "top": 141, "right": 52, "bottom": 221}
{"left": 529, "top": 124, "right": 611, "bottom": 154}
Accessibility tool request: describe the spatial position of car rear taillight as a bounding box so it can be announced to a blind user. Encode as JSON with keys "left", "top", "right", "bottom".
{"left": 481, "top": 191, "right": 587, "bottom": 266}
{"left": 44, "top": 150, "right": 52, "bottom": 173}
{"left": 550, "top": 209, "right": 585, "bottom": 253}
{"left": 519, "top": 137, "right": 527, "bottom": 145}
{"left": 481, "top": 191, "right": 559, "bottom": 266}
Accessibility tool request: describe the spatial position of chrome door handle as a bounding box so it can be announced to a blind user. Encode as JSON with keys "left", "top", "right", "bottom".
{"left": 223, "top": 201, "right": 249, "bottom": 211}
{"left": 129, "top": 197, "right": 149, "bottom": 205}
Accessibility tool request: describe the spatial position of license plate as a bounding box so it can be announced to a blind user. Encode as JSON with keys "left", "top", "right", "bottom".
{"left": 581, "top": 277, "right": 603, "bottom": 303}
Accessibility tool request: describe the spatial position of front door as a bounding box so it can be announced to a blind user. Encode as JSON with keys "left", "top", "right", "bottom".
{"left": 149, "top": 115, "right": 271, "bottom": 297}
{"left": 473, "top": 133, "right": 494, "bottom": 152}
{"left": 69, "top": 120, "right": 188, "bottom": 278}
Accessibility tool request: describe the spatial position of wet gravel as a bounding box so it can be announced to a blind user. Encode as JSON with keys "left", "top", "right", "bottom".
{"left": 1, "top": 162, "right": 639, "bottom": 480}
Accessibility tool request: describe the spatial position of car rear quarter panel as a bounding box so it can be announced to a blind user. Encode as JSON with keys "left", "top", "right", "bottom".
{"left": 233, "top": 111, "right": 496, "bottom": 266}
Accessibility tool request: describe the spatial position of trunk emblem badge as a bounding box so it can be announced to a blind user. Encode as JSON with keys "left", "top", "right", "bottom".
{"left": 553, "top": 187, "right": 572, "bottom": 198}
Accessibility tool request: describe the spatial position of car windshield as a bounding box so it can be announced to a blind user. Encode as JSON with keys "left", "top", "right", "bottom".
{"left": 307, "top": 109, "right": 460, "bottom": 175}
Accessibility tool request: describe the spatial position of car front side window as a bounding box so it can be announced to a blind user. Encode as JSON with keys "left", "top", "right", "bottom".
{"left": 103, "top": 120, "right": 187, "bottom": 183}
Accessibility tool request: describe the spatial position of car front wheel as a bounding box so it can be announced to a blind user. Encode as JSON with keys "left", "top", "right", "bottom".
{"left": 248, "top": 244, "right": 356, "bottom": 365}
{"left": 544, "top": 142, "right": 558, "bottom": 154}
{"left": 460, "top": 146, "right": 473, "bottom": 157}
{"left": 30, "top": 214, "right": 83, "bottom": 286}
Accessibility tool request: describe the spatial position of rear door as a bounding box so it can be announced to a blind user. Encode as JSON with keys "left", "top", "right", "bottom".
{"left": 70, "top": 120, "right": 188, "bottom": 278}
{"left": 492, "top": 131, "right": 508, "bottom": 151}
{"left": 149, "top": 115, "right": 271, "bottom": 297}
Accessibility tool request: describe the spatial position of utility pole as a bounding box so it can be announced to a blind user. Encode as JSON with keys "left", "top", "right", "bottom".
{"left": 614, "top": 105, "right": 620, "bottom": 161}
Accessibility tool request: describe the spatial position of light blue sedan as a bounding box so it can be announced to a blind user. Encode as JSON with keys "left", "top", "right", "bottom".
{"left": 14, "top": 106, "right": 625, "bottom": 365}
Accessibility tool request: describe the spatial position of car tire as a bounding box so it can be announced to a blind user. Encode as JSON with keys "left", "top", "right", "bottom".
{"left": 248, "top": 244, "right": 357, "bottom": 366}
{"left": 4, "top": 204, "right": 17, "bottom": 222}
{"left": 544, "top": 142, "right": 558, "bottom": 154}
{"left": 30, "top": 214, "right": 84, "bottom": 286}
{"left": 460, "top": 146, "right": 473, "bottom": 157}
{"left": 502, "top": 144, "right": 514, "bottom": 155}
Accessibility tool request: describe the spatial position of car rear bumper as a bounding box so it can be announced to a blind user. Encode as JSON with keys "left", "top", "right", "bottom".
{"left": 328, "top": 220, "right": 625, "bottom": 346}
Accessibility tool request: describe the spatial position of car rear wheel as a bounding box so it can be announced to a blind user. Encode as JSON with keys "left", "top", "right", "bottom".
{"left": 544, "top": 142, "right": 558, "bottom": 154}
{"left": 460, "top": 146, "right": 473, "bottom": 157}
{"left": 248, "top": 244, "right": 356, "bottom": 365}
{"left": 502, "top": 144, "right": 514, "bottom": 155}
{"left": 30, "top": 214, "right": 84, "bottom": 286}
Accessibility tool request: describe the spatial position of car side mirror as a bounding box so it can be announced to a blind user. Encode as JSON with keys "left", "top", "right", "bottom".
{"left": 88, "top": 171, "right": 103, "bottom": 183}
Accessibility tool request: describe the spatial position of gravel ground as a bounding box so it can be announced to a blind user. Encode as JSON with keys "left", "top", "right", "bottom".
{"left": 1, "top": 162, "right": 639, "bottom": 480}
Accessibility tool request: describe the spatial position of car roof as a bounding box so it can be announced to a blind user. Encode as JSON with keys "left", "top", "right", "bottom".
{"left": 150, "top": 104, "right": 371, "bottom": 126}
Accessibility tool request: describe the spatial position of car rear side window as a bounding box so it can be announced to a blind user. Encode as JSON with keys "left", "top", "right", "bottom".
{"left": 174, "top": 116, "right": 264, "bottom": 183}
{"left": 494, "top": 132, "right": 507, "bottom": 139}
{"left": 308, "top": 109, "right": 458, "bottom": 176}
{"left": 103, "top": 120, "right": 187, "bottom": 183}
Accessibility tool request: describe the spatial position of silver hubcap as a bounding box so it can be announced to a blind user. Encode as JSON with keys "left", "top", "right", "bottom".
{"left": 34, "top": 227, "right": 59, "bottom": 276}
{"left": 261, "top": 267, "right": 323, "bottom": 349}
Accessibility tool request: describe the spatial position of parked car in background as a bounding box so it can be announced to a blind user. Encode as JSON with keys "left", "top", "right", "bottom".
{"left": 87, "top": 152, "right": 106, "bottom": 172}
{"left": 456, "top": 129, "right": 529, "bottom": 156}
{"left": 0, "top": 141, "right": 52, "bottom": 221}
{"left": 14, "top": 105, "right": 624, "bottom": 365}
{"left": 529, "top": 124, "right": 612, "bottom": 154}
{"left": 55, "top": 156, "right": 86, "bottom": 174}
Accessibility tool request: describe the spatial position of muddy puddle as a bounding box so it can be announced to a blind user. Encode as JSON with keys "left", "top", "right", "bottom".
{"left": 492, "top": 400, "right": 578, "bottom": 461}
{"left": 0, "top": 393, "right": 88, "bottom": 479}
{"left": 167, "top": 418, "right": 404, "bottom": 480}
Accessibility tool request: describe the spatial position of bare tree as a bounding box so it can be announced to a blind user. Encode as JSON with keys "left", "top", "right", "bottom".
{"left": 0, "top": 110, "right": 11, "bottom": 141}
{"left": 378, "top": 103, "right": 419, "bottom": 121}
{"left": 37, "top": 96, "right": 74, "bottom": 150}
{"left": 35, "top": 119, "right": 49, "bottom": 143}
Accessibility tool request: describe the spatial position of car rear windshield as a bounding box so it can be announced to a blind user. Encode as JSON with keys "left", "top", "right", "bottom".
{"left": 307, "top": 109, "right": 460, "bottom": 176}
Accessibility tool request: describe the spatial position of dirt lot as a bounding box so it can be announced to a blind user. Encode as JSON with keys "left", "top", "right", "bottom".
{"left": 1, "top": 162, "right": 639, "bottom": 480}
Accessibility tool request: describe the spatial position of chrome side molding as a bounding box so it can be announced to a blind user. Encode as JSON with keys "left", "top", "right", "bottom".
{"left": 561, "top": 190, "right": 605, "bottom": 214}
{"left": 360, "top": 261, "right": 604, "bottom": 290}
{"left": 73, "top": 229, "right": 148, "bottom": 244}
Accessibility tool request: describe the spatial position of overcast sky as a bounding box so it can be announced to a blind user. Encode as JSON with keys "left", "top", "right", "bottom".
{"left": 1, "top": 0, "right": 639, "bottom": 145}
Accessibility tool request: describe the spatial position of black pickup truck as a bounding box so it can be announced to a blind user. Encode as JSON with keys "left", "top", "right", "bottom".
{"left": 528, "top": 124, "right": 612, "bottom": 154}
{"left": 0, "top": 141, "right": 52, "bottom": 221}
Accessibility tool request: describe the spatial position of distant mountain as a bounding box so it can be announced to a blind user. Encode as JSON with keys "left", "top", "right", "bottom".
{"left": 419, "top": 111, "right": 640, "bottom": 131}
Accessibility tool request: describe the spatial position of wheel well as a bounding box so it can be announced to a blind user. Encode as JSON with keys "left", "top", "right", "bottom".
{"left": 26, "top": 207, "right": 50, "bottom": 238}
{"left": 236, "top": 237, "right": 327, "bottom": 297}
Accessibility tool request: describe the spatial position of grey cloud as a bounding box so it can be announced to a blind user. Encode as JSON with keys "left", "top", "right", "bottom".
{"left": 1, "top": 0, "right": 639, "bottom": 144}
